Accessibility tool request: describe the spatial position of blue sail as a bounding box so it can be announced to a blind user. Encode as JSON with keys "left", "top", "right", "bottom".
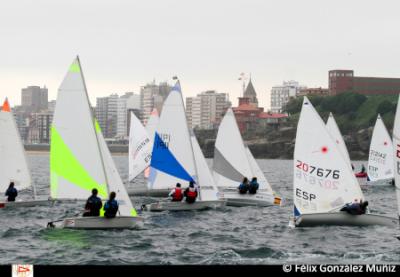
{"left": 150, "top": 132, "right": 194, "bottom": 182}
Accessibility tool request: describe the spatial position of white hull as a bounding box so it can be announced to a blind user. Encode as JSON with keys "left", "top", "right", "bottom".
{"left": 365, "top": 178, "right": 394, "bottom": 187}
{"left": 50, "top": 216, "right": 144, "bottom": 230}
{"left": 127, "top": 187, "right": 171, "bottom": 197}
{"left": 219, "top": 189, "right": 280, "bottom": 207}
{"left": 143, "top": 200, "right": 226, "bottom": 212}
{"left": 0, "top": 198, "right": 54, "bottom": 208}
{"left": 295, "top": 212, "right": 398, "bottom": 227}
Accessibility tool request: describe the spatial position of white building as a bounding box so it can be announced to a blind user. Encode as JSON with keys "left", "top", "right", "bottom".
{"left": 186, "top": 90, "right": 231, "bottom": 130}
{"left": 270, "top": 81, "right": 303, "bottom": 113}
{"left": 140, "top": 81, "right": 172, "bottom": 124}
{"left": 96, "top": 92, "right": 140, "bottom": 139}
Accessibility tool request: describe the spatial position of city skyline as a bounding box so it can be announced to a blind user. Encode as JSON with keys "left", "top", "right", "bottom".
{"left": 1, "top": 0, "right": 400, "bottom": 109}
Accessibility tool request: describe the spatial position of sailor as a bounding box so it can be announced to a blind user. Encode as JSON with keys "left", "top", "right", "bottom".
{"left": 248, "top": 177, "right": 259, "bottom": 194}
{"left": 169, "top": 183, "right": 184, "bottom": 202}
{"left": 340, "top": 199, "right": 369, "bottom": 215}
{"left": 5, "top": 182, "right": 18, "bottom": 202}
{"left": 351, "top": 164, "right": 355, "bottom": 171}
{"left": 238, "top": 177, "right": 250, "bottom": 194}
{"left": 104, "top": 191, "right": 119, "bottom": 218}
{"left": 184, "top": 181, "right": 198, "bottom": 204}
{"left": 360, "top": 164, "right": 366, "bottom": 174}
{"left": 83, "top": 188, "right": 103, "bottom": 217}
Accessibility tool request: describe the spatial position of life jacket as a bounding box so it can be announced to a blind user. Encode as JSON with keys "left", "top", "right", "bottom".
{"left": 104, "top": 200, "right": 119, "bottom": 218}
{"left": 355, "top": 172, "right": 368, "bottom": 178}
{"left": 172, "top": 188, "right": 183, "bottom": 201}
{"left": 186, "top": 189, "right": 197, "bottom": 199}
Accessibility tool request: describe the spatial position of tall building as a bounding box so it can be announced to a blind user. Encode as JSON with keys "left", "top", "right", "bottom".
{"left": 186, "top": 90, "right": 231, "bottom": 130}
{"left": 96, "top": 94, "right": 118, "bottom": 138}
{"left": 96, "top": 92, "right": 140, "bottom": 139}
{"left": 27, "top": 111, "right": 53, "bottom": 144}
{"left": 21, "top": 86, "right": 48, "bottom": 113}
{"left": 140, "top": 81, "right": 172, "bottom": 124}
{"left": 126, "top": 94, "right": 141, "bottom": 136}
{"left": 270, "top": 81, "right": 303, "bottom": 113}
{"left": 329, "top": 69, "right": 400, "bottom": 95}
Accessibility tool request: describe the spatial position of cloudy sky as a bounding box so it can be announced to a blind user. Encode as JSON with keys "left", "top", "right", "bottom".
{"left": 1, "top": 0, "right": 400, "bottom": 109}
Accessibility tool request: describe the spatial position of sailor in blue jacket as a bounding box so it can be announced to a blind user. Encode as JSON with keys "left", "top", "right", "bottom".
{"left": 5, "top": 182, "right": 18, "bottom": 202}
{"left": 104, "top": 191, "right": 119, "bottom": 218}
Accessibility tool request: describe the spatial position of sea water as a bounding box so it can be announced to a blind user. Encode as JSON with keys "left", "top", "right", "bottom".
{"left": 0, "top": 153, "right": 398, "bottom": 264}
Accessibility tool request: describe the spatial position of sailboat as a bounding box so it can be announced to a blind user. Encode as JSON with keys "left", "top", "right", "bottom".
{"left": 48, "top": 57, "right": 143, "bottom": 229}
{"left": 0, "top": 98, "right": 51, "bottom": 208}
{"left": 325, "top": 113, "right": 368, "bottom": 186}
{"left": 142, "top": 81, "right": 225, "bottom": 211}
{"left": 292, "top": 97, "right": 397, "bottom": 227}
{"left": 366, "top": 114, "right": 394, "bottom": 186}
{"left": 213, "top": 108, "right": 281, "bottom": 207}
{"left": 127, "top": 110, "right": 163, "bottom": 197}
{"left": 391, "top": 95, "right": 400, "bottom": 223}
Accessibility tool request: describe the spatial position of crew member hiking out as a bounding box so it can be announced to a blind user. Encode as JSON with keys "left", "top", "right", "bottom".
{"left": 5, "top": 182, "right": 18, "bottom": 202}
{"left": 340, "top": 199, "right": 369, "bottom": 215}
{"left": 169, "top": 183, "right": 183, "bottom": 202}
{"left": 104, "top": 191, "right": 119, "bottom": 218}
{"left": 184, "top": 181, "right": 198, "bottom": 204}
{"left": 83, "top": 188, "right": 102, "bottom": 217}
{"left": 248, "top": 177, "right": 259, "bottom": 194}
{"left": 238, "top": 177, "right": 249, "bottom": 194}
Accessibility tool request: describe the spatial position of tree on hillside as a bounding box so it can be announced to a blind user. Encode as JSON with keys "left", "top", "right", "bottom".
{"left": 376, "top": 100, "right": 395, "bottom": 115}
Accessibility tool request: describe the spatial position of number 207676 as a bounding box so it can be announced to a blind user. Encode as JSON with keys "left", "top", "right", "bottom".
{"left": 296, "top": 160, "right": 340, "bottom": 179}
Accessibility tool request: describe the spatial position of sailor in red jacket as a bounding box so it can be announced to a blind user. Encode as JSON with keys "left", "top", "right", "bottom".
{"left": 169, "top": 183, "right": 184, "bottom": 202}
{"left": 184, "top": 181, "right": 198, "bottom": 204}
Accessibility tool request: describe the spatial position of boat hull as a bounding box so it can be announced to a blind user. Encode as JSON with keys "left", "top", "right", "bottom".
{"left": 0, "top": 198, "right": 54, "bottom": 208}
{"left": 295, "top": 212, "right": 398, "bottom": 227}
{"left": 50, "top": 216, "right": 144, "bottom": 230}
{"left": 143, "top": 200, "right": 226, "bottom": 212}
{"left": 127, "top": 187, "right": 171, "bottom": 197}
{"left": 365, "top": 178, "right": 394, "bottom": 186}
{"left": 219, "top": 189, "right": 280, "bottom": 207}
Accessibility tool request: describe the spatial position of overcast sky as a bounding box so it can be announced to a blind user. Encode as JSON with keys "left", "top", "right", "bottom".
{"left": 1, "top": 0, "right": 400, "bottom": 109}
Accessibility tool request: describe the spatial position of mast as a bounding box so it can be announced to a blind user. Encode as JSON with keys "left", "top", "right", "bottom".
{"left": 174, "top": 78, "right": 202, "bottom": 200}
{"left": 76, "top": 56, "right": 110, "bottom": 193}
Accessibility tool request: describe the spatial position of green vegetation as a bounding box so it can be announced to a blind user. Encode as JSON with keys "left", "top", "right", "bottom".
{"left": 284, "top": 92, "right": 398, "bottom": 134}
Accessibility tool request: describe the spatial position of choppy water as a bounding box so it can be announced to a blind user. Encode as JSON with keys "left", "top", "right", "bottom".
{"left": 0, "top": 154, "right": 399, "bottom": 265}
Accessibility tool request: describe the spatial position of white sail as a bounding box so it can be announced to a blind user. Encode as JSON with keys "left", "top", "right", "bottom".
{"left": 128, "top": 112, "right": 152, "bottom": 181}
{"left": 143, "top": 109, "right": 159, "bottom": 178}
{"left": 50, "top": 57, "right": 108, "bottom": 200}
{"left": 96, "top": 122, "right": 137, "bottom": 216}
{"left": 0, "top": 98, "right": 32, "bottom": 193}
{"left": 213, "top": 108, "right": 254, "bottom": 188}
{"left": 326, "top": 113, "right": 352, "bottom": 169}
{"left": 367, "top": 114, "right": 394, "bottom": 182}
{"left": 148, "top": 82, "right": 197, "bottom": 190}
{"left": 293, "top": 97, "right": 364, "bottom": 216}
{"left": 392, "top": 95, "right": 400, "bottom": 217}
{"left": 191, "top": 132, "right": 219, "bottom": 201}
{"left": 245, "top": 146, "right": 274, "bottom": 194}
{"left": 145, "top": 109, "right": 159, "bottom": 144}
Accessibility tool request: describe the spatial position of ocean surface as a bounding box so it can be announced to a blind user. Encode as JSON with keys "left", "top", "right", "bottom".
{"left": 0, "top": 153, "right": 399, "bottom": 265}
